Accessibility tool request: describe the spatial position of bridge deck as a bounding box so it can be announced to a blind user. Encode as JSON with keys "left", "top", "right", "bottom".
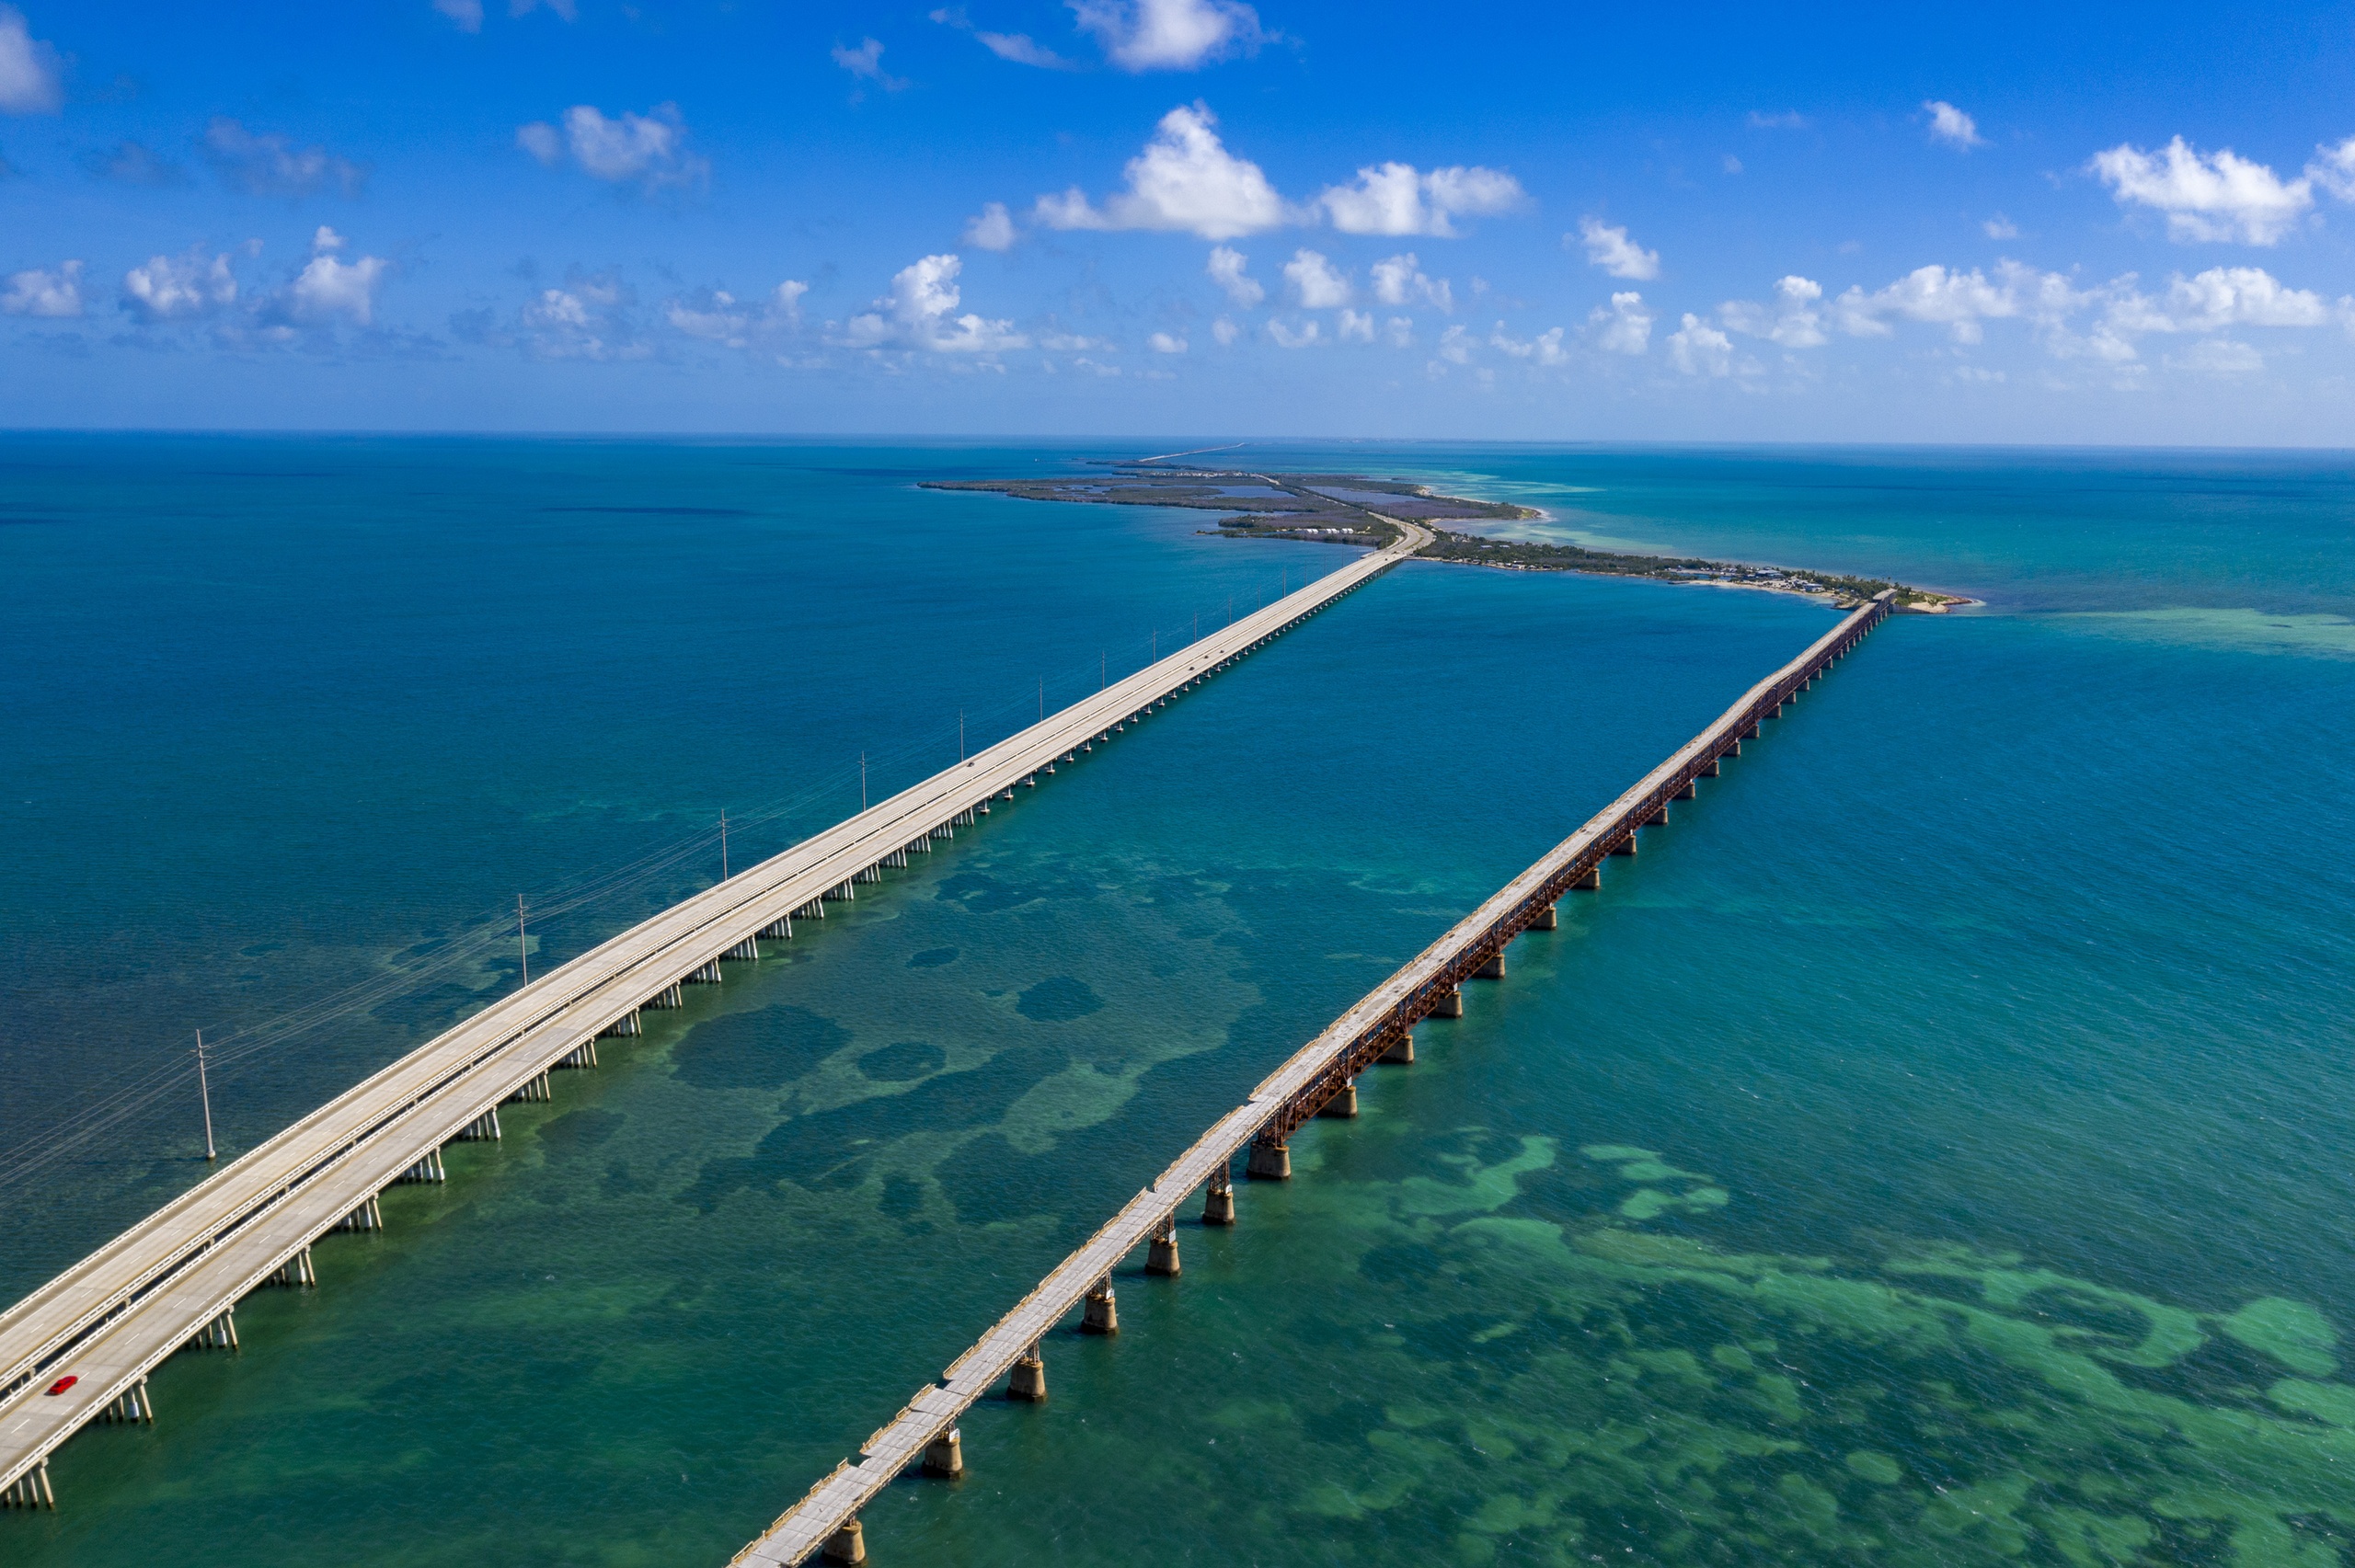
{"left": 0, "top": 520, "right": 1430, "bottom": 1502}
{"left": 731, "top": 589, "right": 1896, "bottom": 1566}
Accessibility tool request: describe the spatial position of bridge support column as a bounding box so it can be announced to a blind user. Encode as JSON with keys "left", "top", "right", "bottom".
{"left": 725, "top": 936, "right": 760, "bottom": 960}
{"left": 1318, "top": 1080, "right": 1359, "bottom": 1117}
{"left": 3, "top": 1459, "right": 53, "bottom": 1509}
{"left": 1645, "top": 806, "right": 1669, "bottom": 826}
{"left": 455, "top": 1108, "right": 501, "bottom": 1141}
{"left": 1529, "top": 904, "right": 1557, "bottom": 930}
{"left": 335, "top": 1196, "right": 385, "bottom": 1233}
{"left": 1700, "top": 758, "right": 1721, "bottom": 776}
{"left": 557, "top": 1040, "right": 598, "bottom": 1070}
{"left": 1573, "top": 866, "right": 1601, "bottom": 890}
{"left": 397, "top": 1148, "right": 446, "bottom": 1183}
{"left": 1201, "top": 1168, "right": 1235, "bottom": 1225}
{"left": 761, "top": 916, "right": 795, "bottom": 939}
{"left": 1740, "top": 723, "right": 1760, "bottom": 740}
{"left": 645, "top": 982, "right": 684, "bottom": 1008}
{"left": 685, "top": 960, "right": 723, "bottom": 984}
{"left": 1475, "top": 953, "right": 1506, "bottom": 979}
{"left": 600, "top": 1010, "right": 642, "bottom": 1037}
{"left": 1380, "top": 1031, "right": 1414, "bottom": 1064}
{"left": 270, "top": 1245, "right": 316, "bottom": 1288}
{"left": 1247, "top": 1139, "right": 1291, "bottom": 1181}
{"left": 821, "top": 1516, "right": 867, "bottom": 1566}
{"left": 1081, "top": 1276, "right": 1119, "bottom": 1335}
{"left": 923, "top": 1426, "right": 965, "bottom": 1479}
{"left": 796, "top": 900, "right": 827, "bottom": 920}
{"left": 186, "top": 1307, "right": 239, "bottom": 1352}
{"left": 1673, "top": 780, "right": 1696, "bottom": 800}
{"left": 104, "top": 1376, "right": 155, "bottom": 1424}
{"left": 1428, "top": 989, "right": 1464, "bottom": 1018}
{"left": 1007, "top": 1343, "right": 1048, "bottom": 1402}
{"left": 1146, "top": 1217, "right": 1181, "bottom": 1276}
{"left": 506, "top": 1072, "right": 552, "bottom": 1104}
{"left": 1610, "top": 835, "right": 1637, "bottom": 857}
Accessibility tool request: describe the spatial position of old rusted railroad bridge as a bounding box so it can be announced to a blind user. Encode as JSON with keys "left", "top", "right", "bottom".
{"left": 736, "top": 588, "right": 1899, "bottom": 1567}
{"left": 0, "top": 519, "right": 1435, "bottom": 1512}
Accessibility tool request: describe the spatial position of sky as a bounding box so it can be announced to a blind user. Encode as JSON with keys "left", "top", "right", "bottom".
{"left": 8, "top": 0, "right": 2355, "bottom": 441}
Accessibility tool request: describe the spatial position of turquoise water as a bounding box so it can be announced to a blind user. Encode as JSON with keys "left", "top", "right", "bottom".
{"left": 3, "top": 439, "right": 2351, "bottom": 1566}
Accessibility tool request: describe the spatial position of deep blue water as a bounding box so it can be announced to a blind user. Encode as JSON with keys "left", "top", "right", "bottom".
{"left": 2, "top": 437, "right": 2351, "bottom": 1567}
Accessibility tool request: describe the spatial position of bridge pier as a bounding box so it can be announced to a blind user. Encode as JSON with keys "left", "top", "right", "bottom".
{"left": 454, "top": 1108, "right": 501, "bottom": 1141}
{"left": 1740, "top": 722, "right": 1760, "bottom": 739}
{"left": 1007, "top": 1343, "right": 1047, "bottom": 1402}
{"left": 506, "top": 1071, "right": 552, "bottom": 1104}
{"left": 1673, "top": 780, "right": 1696, "bottom": 800}
{"left": 557, "top": 1040, "right": 597, "bottom": 1069}
{"left": 185, "top": 1308, "right": 239, "bottom": 1352}
{"left": 102, "top": 1376, "right": 154, "bottom": 1425}
{"left": 1645, "top": 806, "right": 1669, "bottom": 826}
{"left": 1081, "top": 1276, "right": 1119, "bottom": 1335}
{"left": 1529, "top": 904, "right": 1557, "bottom": 930}
{"left": 1247, "top": 1139, "right": 1291, "bottom": 1180}
{"left": 1318, "top": 1080, "right": 1359, "bottom": 1117}
{"left": 2, "top": 1459, "right": 52, "bottom": 1509}
{"left": 1380, "top": 1030, "right": 1414, "bottom": 1064}
{"left": 724, "top": 936, "right": 760, "bottom": 961}
{"left": 796, "top": 899, "right": 828, "bottom": 920}
{"left": 1146, "top": 1217, "right": 1181, "bottom": 1275}
{"left": 826, "top": 881, "right": 856, "bottom": 901}
{"left": 1699, "top": 757, "right": 1720, "bottom": 776}
{"left": 1573, "top": 865, "right": 1601, "bottom": 890}
{"left": 856, "top": 865, "right": 882, "bottom": 884}
{"left": 269, "top": 1246, "right": 316, "bottom": 1288}
{"left": 821, "top": 1516, "right": 867, "bottom": 1566}
{"left": 1610, "top": 835, "right": 1637, "bottom": 857}
{"left": 396, "top": 1148, "right": 446, "bottom": 1183}
{"left": 335, "top": 1196, "right": 384, "bottom": 1232}
{"left": 761, "top": 915, "right": 796, "bottom": 939}
{"left": 685, "top": 960, "right": 722, "bottom": 985}
{"left": 1428, "top": 988, "right": 1465, "bottom": 1017}
{"left": 1475, "top": 952, "right": 1506, "bottom": 979}
{"left": 645, "top": 982, "right": 684, "bottom": 1008}
{"left": 600, "top": 1010, "right": 643, "bottom": 1037}
{"left": 1201, "top": 1167, "right": 1235, "bottom": 1225}
{"left": 923, "top": 1426, "right": 965, "bottom": 1479}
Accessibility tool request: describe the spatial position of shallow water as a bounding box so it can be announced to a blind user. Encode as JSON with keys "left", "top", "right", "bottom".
{"left": 4, "top": 439, "right": 2351, "bottom": 1567}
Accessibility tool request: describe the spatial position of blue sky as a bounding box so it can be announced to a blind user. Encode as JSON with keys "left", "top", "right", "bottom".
{"left": 8, "top": 0, "right": 2355, "bottom": 440}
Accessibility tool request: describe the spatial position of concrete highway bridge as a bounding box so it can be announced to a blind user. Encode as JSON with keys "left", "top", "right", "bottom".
{"left": 0, "top": 517, "right": 1433, "bottom": 1511}
{"left": 735, "top": 589, "right": 1899, "bottom": 1566}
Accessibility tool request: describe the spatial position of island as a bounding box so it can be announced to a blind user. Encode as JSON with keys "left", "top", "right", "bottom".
{"left": 923, "top": 463, "right": 1968, "bottom": 612}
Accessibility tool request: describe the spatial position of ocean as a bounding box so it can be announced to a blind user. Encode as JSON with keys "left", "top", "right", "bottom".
{"left": 2, "top": 437, "right": 2350, "bottom": 1566}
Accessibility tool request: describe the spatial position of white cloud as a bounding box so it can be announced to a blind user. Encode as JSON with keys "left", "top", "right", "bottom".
{"left": 1433, "top": 323, "right": 1473, "bottom": 364}
{"left": 843, "top": 252, "right": 1028, "bottom": 353}
{"left": 1147, "top": 330, "right": 1187, "bottom": 352}
{"left": 832, "top": 38, "right": 909, "bottom": 90}
{"left": 2, "top": 258, "right": 80, "bottom": 316}
{"left": 1071, "top": 0, "right": 1266, "bottom": 71}
{"left": 1924, "top": 100, "right": 1986, "bottom": 150}
{"left": 1319, "top": 162, "right": 1523, "bottom": 237}
{"left": 1369, "top": 252, "right": 1452, "bottom": 312}
{"left": 0, "top": 5, "right": 63, "bottom": 115}
{"left": 202, "top": 118, "right": 367, "bottom": 198}
{"left": 1338, "top": 308, "right": 1375, "bottom": 343}
{"left": 1384, "top": 315, "right": 1413, "bottom": 347}
{"left": 512, "top": 275, "right": 646, "bottom": 361}
{"left": 1488, "top": 323, "right": 1568, "bottom": 366}
{"left": 1983, "top": 213, "right": 2019, "bottom": 239}
{"left": 1720, "top": 274, "right": 1826, "bottom": 347}
{"left": 285, "top": 250, "right": 387, "bottom": 326}
{"left": 520, "top": 104, "right": 706, "bottom": 193}
{"left": 1668, "top": 313, "right": 1733, "bottom": 375}
{"left": 2171, "top": 338, "right": 2264, "bottom": 375}
{"left": 432, "top": 0, "right": 484, "bottom": 31}
{"left": 982, "top": 30, "right": 1073, "bottom": 66}
{"left": 1036, "top": 102, "right": 1282, "bottom": 240}
{"left": 668, "top": 291, "right": 752, "bottom": 347}
{"left": 1748, "top": 110, "right": 1807, "bottom": 130}
{"left": 1589, "top": 291, "right": 1650, "bottom": 355}
{"left": 1833, "top": 264, "right": 2021, "bottom": 342}
{"left": 1576, "top": 217, "right": 1660, "bottom": 280}
{"left": 2089, "top": 137, "right": 2312, "bottom": 245}
{"left": 774, "top": 280, "right": 810, "bottom": 322}
{"left": 1206, "top": 244, "right": 1264, "bottom": 306}
{"left": 121, "top": 248, "right": 239, "bottom": 323}
{"left": 2154, "top": 265, "right": 2327, "bottom": 329}
{"left": 1267, "top": 317, "right": 1322, "bottom": 349}
{"left": 1283, "top": 247, "right": 1350, "bottom": 308}
{"left": 1212, "top": 315, "right": 1239, "bottom": 345}
{"left": 965, "top": 201, "right": 1017, "bottom": 251}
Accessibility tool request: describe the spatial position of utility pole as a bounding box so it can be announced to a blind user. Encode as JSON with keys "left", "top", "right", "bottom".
{"left": 195, "top": 1030, "right": 216, "bottom": 1162}
{"left": 518, "top": 894, "right": 529, "bottom": 984}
